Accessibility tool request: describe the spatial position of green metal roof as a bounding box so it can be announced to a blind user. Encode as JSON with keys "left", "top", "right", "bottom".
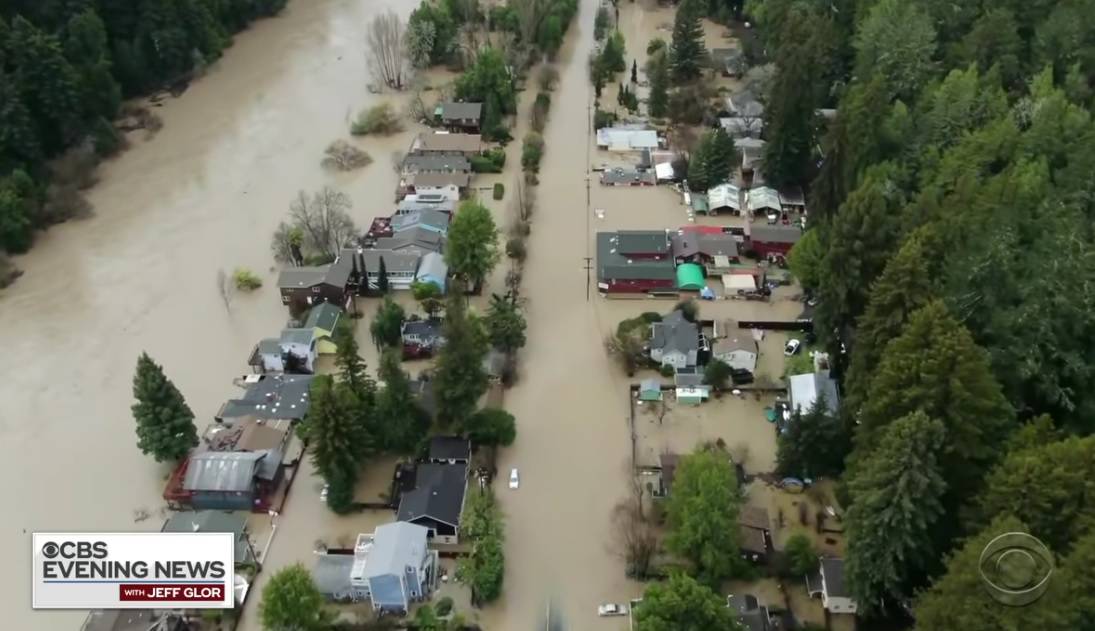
{"left": 676, "top": 264, "right": 705, "bottom": 290}
{"left": 304, "top": 303, "right": 342, "bottom": 333}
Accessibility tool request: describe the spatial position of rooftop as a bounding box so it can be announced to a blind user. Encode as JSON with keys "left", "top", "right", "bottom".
{"left": 788, "top": 371, "right": 840, "bottom": 415}
{"left": 391, "top": 209, "right": 451, "bottom": 234}
{"left": 304, "top": 303, "right": 343, "bottom": 332}
{"left": 411, "top": 172, "right": 471, "bottom": 189}
{"left": 414, "top": 132, "right": 482, "bottom": 153}
{"left": 182, "top": 451, "right": 265, "bottom": 492}
{"left": 429, "top": 436, "right": 471, "bottom": 462}
{"left": 278, "top": 264, "right": 350, "bottom": 290}
{"left": 739, "top": 505, "right": 771, "bottom": 531}
{"left": 312, "top": 553, "right": 357, "bottom": 596}
{"left": 280, "top": 327, "right": 317, "bottom": 347}
{"left": 402, "top": 318, "right": 444, "bottom": 341}
{"left": 747, "top": 223, "right": 802, "bottom": 245}
{"left": 396, "top": 463, "right": 467, "bottom": 527}
{"left": 616, "top": 230, "right": 670, "bottom": 255}
{"left": 357, "top": 522, "right": 430, "bottom": 580}
{"left": 217, "top": 374, "right": 314, "bottom": 421}
{"left": 671, "top": 231, "right": 739, "bottom": 259}
{"left": 746, "top": 187, "right": 782, "bottom": 213}
{"left": 821, "top": 557, "right": 849, "bottom": 598}
{"left": 375, "top": 227, "right": 445, "bottom": 255}
{"left": 596, "top": 127, "right": 659, "bottom": 150}
{"left": 650, "top": 310, "right": 700, "bottom": 355}
{"left": 338, "top": 248, "right": 422, "bottom": 275}
{"left": 397, "top": 194, "right": 456, "bottom": 215}
{"left": 439, "top": 102, "right": 483, "bottom": 120}
{"left": 402, "top": 154, "right": 471, "bottom": 173}
{"left": 596, "top": 232, "right": 676, "bottom": 281}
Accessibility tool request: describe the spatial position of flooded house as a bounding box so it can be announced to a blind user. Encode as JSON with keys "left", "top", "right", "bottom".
{"left": 596, "top": 231, "right": 676, "bottom": 295}
{"left": 596, "top": 126, "right": 659, "bottom": 152}
{"left": 411, "top": 131, "right": 482, "bottom": 156}
{"left": 600, "top": 166, "right": 656, "bottom": 186}
{"left": 350, "top": 249, "right": 423, "bottom": 291}
{"left": 374, "top": 226, "right": 445, "bottom": 258}
{"left": 391, "top": 208, "right": 451, "bottom": 237}
{"left": 161, "top": 510, "right": 257, "bottom": 567}
{"left": 407, "top": 172, "right": 471, "bottom": 199}
{"left": 427, "top": 436, "right": 471, "bottom": 465}
{"left": 401, "top": 318, "right": 444, "bottom": 359}
{"left": 313, "top": 523, "right": 439, "bottom": 613}
{"left": 395, "top": 462, "right": 468, "bottom": 545}
{"left": 215, "top": 374, "right": 315, "bottom": 425}
{"left": 738, "top": 505, "right": 772, "bottom": 564}
{"left": 706, "top": 183, "right": 743, "bottom": 215}
{"left": 401, "top": 154, "right": 471, "bottom": 176}
{"left": 671, "top": 231, "right": 740, "bottom": 266}
{"left": 303, "top": 302, "right": 343, "bottom": 339}
{"left": 80, "top": 611, "right": 189, "bottom": 631}
{"left": 249, "top": 327, "right": 328, "bottom": 374}
{"left": 745, "top": 186, "right": 783, "bottom": 219}
{"left": 712, "top": 335, "right": 758, "bottom": 374}
{"left": 277, "top": 264, "right": 351, "bottom": 311}
{"left": 436, "top": 102, "right": 483, "bottom": 133}
{"left": 397, "top": 192, "right": 457, "bottom": 215}
{"left": 649, "top": 310, "right": 702, "bottom": 371}
{"left": 743, "top": 222, "right": 802, "bottom": 260}
{"left": 788, "top": 371, "right": 840, "bottom": 416}
{"left": 807, "top": 558, "right": 858, "bottom": 615}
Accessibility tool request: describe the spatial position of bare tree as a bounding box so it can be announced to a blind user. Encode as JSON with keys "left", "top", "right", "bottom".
{"left": 512, "top": 0, "right": 550, "bottom": 53}
{"left": 216, "top": 269, "right": 232, "bottom": 312}
{"left": 367, "top": 10, "right": 408, "bottom": 90}
{"left": 611, "top": 495, "right": 659, "bottom": 579}
{"left": 288, "top": 188, "right": 358, "bottom": 260}
{"left": 321, "top": 140, "right": 373, "bottom": 171}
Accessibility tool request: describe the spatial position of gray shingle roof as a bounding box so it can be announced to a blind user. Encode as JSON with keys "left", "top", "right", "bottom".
{"left": 280, "top": 328, "right": 316, "bottom": 346}
{"left": 218, "top": 375, "right": 315, "bottom": 421}
{"left": 397, "top": 463, "right": 467, "bottom": 527}
{"left": 304, "top": 303, "right": 343, "bottom": 332}
{"left": 363, "top": 522, "right": 430, "bottom": 579}
{"left": 822, "top": 557, "right": 849, "bottom": 598}
{"left": 375, "top": 227, "right": 445, "bottom": 255}
{"left": 411, "top": 172, "right": 471, "bottom": 188}
{"left": 440, "top": 102, "right": 482, "bottom": 121}
{"left": 650, "top": 311, "right": 699, "bottom": 355}
{"left": 183, "top": 451, "right": 264, "bottom": 492}
{"left": 429, "top": 436, "right": 470, "bottom": 462}
{"left": 402, "top": 154, "right": 471, "bottom": 173}
{"left": 402, "top": 318, "right": 443, "bottom": 343}
{"left": 748, "top": 225, "right": 802, "bottom": 244}
{"left": 391, "top": 209, "right": 451, "bottom": 233}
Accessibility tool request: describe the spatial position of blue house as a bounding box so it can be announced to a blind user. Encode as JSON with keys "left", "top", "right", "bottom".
{"left": 352, "top": 522, "right": 438, "bottom": 613}
{"left": 414, "top": 252, "right": 448, "bottom": 293}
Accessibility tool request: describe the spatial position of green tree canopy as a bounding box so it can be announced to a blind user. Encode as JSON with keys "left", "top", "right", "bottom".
{"left": 463, "top": 407, "right": 516, "bottom": 447}
{"left": 131, "top": 352, "right": 197, "bottom": 462}
{"left": 259, "top": 563, "right": 334, "bottom": 631}
{"left": 854, "top": 0, "right": 937, "bottom": 100}
{"left": 485, "top": 292, "right": 526, "bottom": 353}
{"left": 445, "top": 200, "right": 500, "bottom": 290}
{"left": 846, "top": 412, "right": 948, "bottom": 612}
{"left": 665, "top": 448, "right": 745, "bottom": 586}
{"left": 376, "top": 348, "right": 428, "bottom": 453}
{"left": 776, "top": 392, "right": 849, "bottom": 479}
{"left": 647, "top": 50, "right": 670, "bottom": 118}
{"left": 304, "top": 375, "right": 370, "bottom": 513}
{"left": 633, "top": 572, "right": 741, "bottom": 631}
{"left": 783, "top": 532, "right": 819, "bottom": 576}
{"left": 369, "top": 297, "right": 405, "bottom": 350}
{"left": 454, "top": 47, "right": 515, "bottom": 138}
{"left": 434, "top": 289, "right": 489, "bottom": 426}
{"left": 457, "top": 490, "right": 505, "bottom": 605}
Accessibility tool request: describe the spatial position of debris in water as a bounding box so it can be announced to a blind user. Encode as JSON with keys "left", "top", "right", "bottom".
{"left": 132, "top": 509, "right": 150, "bottom": 523}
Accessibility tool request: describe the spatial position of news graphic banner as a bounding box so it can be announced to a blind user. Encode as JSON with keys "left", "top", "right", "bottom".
{"left": 32, "top": 532, "right": 234, "bottom": 609}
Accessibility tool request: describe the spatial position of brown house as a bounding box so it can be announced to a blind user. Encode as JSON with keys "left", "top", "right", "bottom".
{"left": 739, "top": 505, "right": 772, "bottom": 564}
{"left": 277, "top": 264, "right": 351, "bottom": 311}
{"left": 436, "top": 102, "right": 483, "bottom": 133}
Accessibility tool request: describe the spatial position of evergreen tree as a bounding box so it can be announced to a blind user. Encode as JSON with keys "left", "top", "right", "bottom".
{"left": 669, "top": 0, "right": 706, "bottom": 83}
{"left": 434, "top": 287, "right": 489, "bottom": 426}
{"left": 63, "top": 10, "right": 121, "bottom": 121}
{"left": 8, "top": 17, "right": 82, "bottom": 154}
{"left": 369, "top": 297, "right": 405, "bottom": 350}
{"left": 843, "top": 226, "right": 940, "bottom": 415}
{"left": 687, "top": 133, "right": 713, "bottom": 191}
{"left": 854, "top": 0, "right": 937, "bottom": 100}
{"left": 376, "top": 348, "right": 428, "bottom": 453}
{"left": 815, "top": 162, "right": 905, "bottom": 342}
{"left": 333, "top": 321, "right": 375, "bottom": 405}
{"left": 647, "top": 52, "right": 670, "bottom": 118}
{"left": 304, "top": 375, "right": 370, "bottom": 513}
{"left": 776, "top": 393, "right": 849, "bottom": 479}
{"left": 131, "top": 352, "right": 197, "bottom": 462}
{"left": 665, "top": 448, "right": 744, "bottom": 587}
{"left": 856, "top": 301, "right": 1014, "bottom": 501}
{"left": 631, "top": 59, "right": 638, "bottom": 83}
{"left": 0, "top": 171, "right": 37, "bottom": 253}
{"left": 463, "top": 407, "right": 517, "bottom": 447}
{"left": 706, "top": 127, "right": 736, "bottom": 187}
{"left": 377, "top": 255, "right": 389, "bottom": 293}
{"left": 845, "top": 412, "right": 947, "bottom": 612}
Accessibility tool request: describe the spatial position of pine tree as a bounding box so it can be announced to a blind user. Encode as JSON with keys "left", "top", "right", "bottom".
{"left": 687, "top": 134, "right": 713, "bottom": 191}
{"left": 669, "top": 0, "right": 705, "bottom": 83}
{"left": 647, "top": 54, "right": 670, "bottom": 118}
{"left": 843, "top": 226, "right": 940, "bottom": 415}
{"left": 776, "top": 392, "right": 850, "bottom": 479}
{"left": 377, "top": 255, "right": 389, "bottom": 293}
{"left": 333, "top": 322, "right": 374, "bottom": 403}
{"left": 485, "top": 292, "right": 527, "bottom": 353}
{"left": 376, "top": 348, "right": 428, "bottom": 453}
{"left": 705, "top": 127, "right": 736, "bottom": 187}
{"left": 304, "top": 375, "right": 370, "bottom": 513}
{"left": 434, "top": 286, "right": 489, "bottom": 426}
{"left": 631, "top": 59, "right": 638, "bottom": 83}
{"left": 845, "top": 412, "right": 947, "bottom": 611}
{"left": 131, "top": 352, "right": 197, "bottom": 462}
{"left": 856, "top": 301, "right": 1014, "bottom": 498}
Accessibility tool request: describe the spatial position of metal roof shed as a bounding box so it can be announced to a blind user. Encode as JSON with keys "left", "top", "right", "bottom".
{"left": 676, "top": 264, "right": 706, "bottom": 291}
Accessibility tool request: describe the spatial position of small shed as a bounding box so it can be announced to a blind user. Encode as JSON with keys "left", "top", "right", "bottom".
{"left": 723, "top": 273, "right": 757, "bottom": 294}
{"left": 676, "top": 264, "right": 705, "bottom": 291}
{"left": 639, "top": 379, "right": 663, "bottom": 401}
{"left": 415, "top": 252, "right": 448, "bottom": 293}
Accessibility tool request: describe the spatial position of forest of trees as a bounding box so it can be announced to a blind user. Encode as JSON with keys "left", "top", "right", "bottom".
{"left": 752, "top": 0, "right": 1095, "bottom": 625}
{"left": 0, "top": 0, "right": 288, "bottom": 262}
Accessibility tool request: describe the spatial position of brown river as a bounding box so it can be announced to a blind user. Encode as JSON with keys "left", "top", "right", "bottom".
{"left": 1, "top": 0, "right": 778, "bottom": 629}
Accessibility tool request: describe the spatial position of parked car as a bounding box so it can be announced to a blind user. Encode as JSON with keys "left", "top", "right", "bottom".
{"left": 509, "top": 468, "right": 520, "bottom": 489}
{"left": 784, "top": 339, "right": 801, "bottom": 356}
{"left": 320, "top": 484, "right": 329, "bottom": 502}
{"left": 598, "top": 603, "right": 628, "bottom": 617}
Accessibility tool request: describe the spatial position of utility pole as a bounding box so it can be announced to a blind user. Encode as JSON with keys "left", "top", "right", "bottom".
{"left": 584, "top": 256, "right": 593, "bottom": 301}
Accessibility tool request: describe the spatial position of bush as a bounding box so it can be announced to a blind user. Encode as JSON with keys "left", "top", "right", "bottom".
{"left": 350, "top": 102, "right": 403, "bottom": 135}
{"left": 674, "top": 299, "right": 698, "bottom": 322}
{"left": 485, "top": 147, "right": 506, "bottom": 168}
{"left": 321, "top": 140, "right": 372, "bottom": 171}
{"left": 530, "top": 93, "right": 551, "bottom": 133}
{"left": 593, "top": 108, "right": 617, "bottom": 130}
{"left": 506, "top": 237, "right": 527, "bottom": 261}
{"left": 521, "top": 132, "right": 545, "bottom": 172}
{"left": 660, "top": 364, "right": 675, "bottom": 377}
{"left": 647, "top": 38, "right": 667, "bottom": 55}
{"left": 436, "top": 596, "right": 454, "bottom": 616}
{"left": 784, "top": 532, "right": 819, "bottom": 576}
{"left": 470, "top": 155, "right": 503, "bottom": 173}
{"left": 233, "top": 268, "right": 263, "bottom": 291}
{"left": 538, "top": 65, "right": 560, "bottom": 91}
{"left": 493, "top": 182, "right": 504, "bottom": 200}
{"left": 594, "top": 7, "right": 611, "bottom": 41}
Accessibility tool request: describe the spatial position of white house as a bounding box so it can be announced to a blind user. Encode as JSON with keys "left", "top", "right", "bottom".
{"left": 596, "top": 127, "right": 659, "bottom": 152}
{"left": 250, "top": 329, "right": 326, "bottom": 374}
{"left": 713, "top": 336, "right": 758, "bottom": 373}
{"left": 649, "top": 311, "right": 701, "bottom": 371}
{"left": 807, "top": 557, "right": 857, "bottom": 615}
{"left": 788, "top": 371, "right": 841, "bottom": 415}
{"left": 350, "top": 523, "right": 438, "bottom": 614}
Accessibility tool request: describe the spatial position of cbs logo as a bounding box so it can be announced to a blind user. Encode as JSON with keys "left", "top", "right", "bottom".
{"left": 40, "top": 541, "right": 107, "bottom": 559}
{"left": 978, "top": 532, "right": 1054, "bottom": 606}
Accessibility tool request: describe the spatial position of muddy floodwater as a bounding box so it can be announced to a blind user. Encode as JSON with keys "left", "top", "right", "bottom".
{"left": 2, "top": 0, "right": 780, "bottom": 629}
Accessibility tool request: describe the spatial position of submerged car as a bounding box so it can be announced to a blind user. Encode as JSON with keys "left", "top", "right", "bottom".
{"left": 598, "top": 603, "right": 628, "bottom": 617}
{"left": 509, "top": 468, "right": 520, "bottom": 489}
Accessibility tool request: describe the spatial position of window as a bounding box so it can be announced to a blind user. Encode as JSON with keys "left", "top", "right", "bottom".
{"left": 311, "top": 286, "right": 321, "bottom": 293}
